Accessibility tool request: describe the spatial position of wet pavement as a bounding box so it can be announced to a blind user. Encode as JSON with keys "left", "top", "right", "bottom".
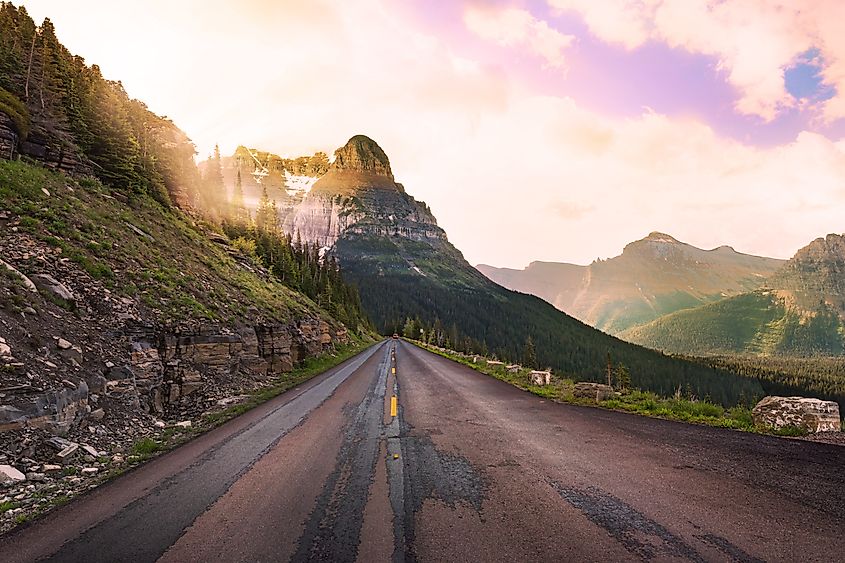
{"left": 2, "top": 339, "right": 844, "bottom": 562}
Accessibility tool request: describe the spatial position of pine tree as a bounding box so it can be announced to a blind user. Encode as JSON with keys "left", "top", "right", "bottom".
{"left": 614, "top": 363, "right": 631, "bottom": 390}
{"left": 523, "top": 335, "right": 537, "bottom": 369}
{"left": 402, "top": 317, "right": 415, "bottom": 339}
{"left": 255, "top": 187, "right": 274, "bottom": 232}
{"left": 232, "top": 169, "right": 246, "bottom": 223}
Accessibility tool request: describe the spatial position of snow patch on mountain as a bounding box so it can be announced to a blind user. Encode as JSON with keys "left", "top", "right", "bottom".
{"left": 284, "top": 170, "right": 319, "bottom": 195}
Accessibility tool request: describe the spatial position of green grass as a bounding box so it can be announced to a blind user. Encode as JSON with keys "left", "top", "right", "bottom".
{"left": 0, "top": 501, "right": 21, "bottom": 514}
{"left": 131, "top": 437, "right": 162, "bottom": 457}
{"left": 411, "top": 340, "right": 812, "bottom": 437}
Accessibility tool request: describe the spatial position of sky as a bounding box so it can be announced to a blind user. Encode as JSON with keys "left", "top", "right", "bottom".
{"left": 16, "top": 0, "right": 845, "bottom": 268}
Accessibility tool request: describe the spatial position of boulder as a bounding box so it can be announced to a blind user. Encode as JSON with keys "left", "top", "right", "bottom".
{"left": 0, "top": 337, "right": 11, "bottom": 359}
{"left": 0, "top": 258, "right": 36, "bottom": 292}
{"left": 0, "top": 464, "right": 25, "bottom": 486}
{"left": 574, "top": 382, "right": 614, "bottom": 401}
{"left": 0, "top": 405, "right": 26, "bottom": 431}
{"left": 529, "top": 370, "right": 551, "bottom": 386}
{"left": 752, "top": 396, "right": 841, "bottom": 433}
{"left": 31, "top": 273, "right": 75, "bottom": 305}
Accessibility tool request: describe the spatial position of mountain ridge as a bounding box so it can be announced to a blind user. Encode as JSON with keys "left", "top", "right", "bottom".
{"left": 623, "top": 233, "right": 845, "bottom": 356}
{"left": 478, "top": 232, "right": 785, "bottom": 334}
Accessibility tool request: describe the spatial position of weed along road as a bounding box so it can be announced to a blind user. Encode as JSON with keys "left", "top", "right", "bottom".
{"left": 2, "top": 340, "right": 845, "bottom": 562}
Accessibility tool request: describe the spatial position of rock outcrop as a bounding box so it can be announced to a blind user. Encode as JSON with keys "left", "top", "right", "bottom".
{"left": 284, "top": 135, "right": 448, "bottom": 250}
{"left": 332, "top": 134, "right": 393, "bottom": 178}
{"left": 0, "top": 112, "right": 18, "bottom": 159}
{"left": 573, "top": 382, "right": 614, "bottom": 401}
{"left": 752, "top": 396, "right": 841, "bottom": 433}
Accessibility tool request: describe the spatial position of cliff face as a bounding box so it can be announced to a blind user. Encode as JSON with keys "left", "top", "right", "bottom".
{"left": 0, "top": 160, "right": 354, "bottom": 510}
{"left": 273, "top": 136, "right": 447, "bottom": 251}
{"left": 769, "top": 234, "right": 845, "bottom": 317}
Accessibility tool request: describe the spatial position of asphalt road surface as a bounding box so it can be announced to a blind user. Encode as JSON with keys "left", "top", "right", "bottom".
{"left": 2, "top": 340, "right": 844, "bottom": 562}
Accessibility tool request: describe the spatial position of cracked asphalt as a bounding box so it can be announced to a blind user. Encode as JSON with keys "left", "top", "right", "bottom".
{"left": 2, "top": 340, "right": 844, "bottom": 562}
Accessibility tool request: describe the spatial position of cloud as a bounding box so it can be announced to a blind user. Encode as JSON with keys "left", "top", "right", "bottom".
{"left": 464, "top": 6, "right": 575, "bottom": 69}
{"left": 551, "top": 201, "right": 595, "bottom": 220}
{"left": 549, "top": 0, "right": 845, "bottom": 123}
{"left": 19, "top": 0, "right": 845, "bottom": 269}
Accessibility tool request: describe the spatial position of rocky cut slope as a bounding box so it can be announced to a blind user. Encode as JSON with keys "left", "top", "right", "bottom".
{"left": 479, "top": 232, "right": 784, "bottom": 335}
{"left": 622, "top": 234, "right": 845, "bottom": 356}
{"left": 0, "top": 156, "right": 357, "bottom": 522}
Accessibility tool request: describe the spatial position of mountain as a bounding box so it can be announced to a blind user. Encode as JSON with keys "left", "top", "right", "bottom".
{"left": 478, "top": 233, "right": 784, "bottom": 335}
{"left": 622, "top": 234, "right": 845, "bottom": 356}
{"left": 222, "top": 135, "right": 767, "bottom": 405}
{"left": 0, "top": 4, "right": 371, "bottom": 450}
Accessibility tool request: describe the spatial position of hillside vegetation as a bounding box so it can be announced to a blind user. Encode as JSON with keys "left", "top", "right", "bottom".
{"left": 0, "top": 158, "right": 352, "bottom": 326}
{"left": 479, "top": 232, "right": 783, "bottom": 334}
{"left": 338, "top": 233, "right": 765, "bottom": 407}
{"left": 621, "top": 291, "right": 844, "bottom": 356}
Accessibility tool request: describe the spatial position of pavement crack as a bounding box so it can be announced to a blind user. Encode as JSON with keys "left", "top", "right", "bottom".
{"left": 291, "top": 345, "right": 390, "bottom": 563}
{"left": 548, "top": 481, "right": 705, "bottom": 562}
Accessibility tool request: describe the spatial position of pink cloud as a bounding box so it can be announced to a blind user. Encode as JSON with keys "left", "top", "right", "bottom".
{"left": 464, "top": 5, "right": 575, "bottom": 69}
{"left": 549, "top": 0, "right": 845, "bottom": 123}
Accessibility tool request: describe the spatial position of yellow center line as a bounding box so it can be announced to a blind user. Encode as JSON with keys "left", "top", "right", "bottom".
{"left": 390, "top": 396, "right": 398, "bottom": 417}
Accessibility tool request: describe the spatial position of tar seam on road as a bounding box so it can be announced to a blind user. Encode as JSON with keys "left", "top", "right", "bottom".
{"left": 385, "top": 341, "right": 406, "bottom": 563}
{"left": 291, "top": 343, "right": 393, "bottom": 562}
{"left": 40, "top": 343, "right": 384, "bottom": 563}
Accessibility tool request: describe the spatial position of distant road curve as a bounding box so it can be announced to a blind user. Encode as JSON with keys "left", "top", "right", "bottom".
{"left": 1, "top": 340, "right": 843, "bottom": 562}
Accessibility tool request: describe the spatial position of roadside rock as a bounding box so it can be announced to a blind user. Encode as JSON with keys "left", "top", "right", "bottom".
{"left": 0, "top": 465, "right": 25, "bottom": 486}
{"left": 752, "top": 396, "right": 841, "bottom": 433}
{"left": 574, "top": 382, "right": 614, "bottom": 401}
{"left": 529, "top": 370, "right": 552, "bottom": 386}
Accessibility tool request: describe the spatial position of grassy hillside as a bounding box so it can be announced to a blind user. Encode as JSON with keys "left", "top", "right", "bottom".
{"left": 622, "top": 291, "right": 845, "bottom": 357}
{"left": 0, "top": 158, "right": 349, "bottom": 326}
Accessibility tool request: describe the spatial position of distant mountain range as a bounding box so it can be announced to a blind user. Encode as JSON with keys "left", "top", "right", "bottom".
{"left": 214, "top": 135, "right": 765, "bottom": 404}
{"left": 478, "top": 233, "right": 784, "bottom": 335}
{"left": 622, "top": 234, "right": 845, "bottom": 356}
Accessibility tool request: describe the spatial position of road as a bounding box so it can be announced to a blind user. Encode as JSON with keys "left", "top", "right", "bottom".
{"left": 2, "top": 340, "right": 844, "bottom": 562}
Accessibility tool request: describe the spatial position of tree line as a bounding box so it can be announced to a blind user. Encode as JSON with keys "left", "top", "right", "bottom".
{"left": 0, "top": 3, "right": 200, "bottom": 205}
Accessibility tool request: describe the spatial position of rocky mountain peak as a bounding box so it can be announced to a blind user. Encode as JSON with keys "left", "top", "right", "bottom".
{"left": 790, "top": 233, "right": 845, "bottom": 263}
{"left": 643, "top": 232, "right": 680, "bottom": 243}
{"left": 332, "top": 135, "right": 393, "bottom": 179}
{"left": 622, "top": 231, "right": 683, "bottom": 258}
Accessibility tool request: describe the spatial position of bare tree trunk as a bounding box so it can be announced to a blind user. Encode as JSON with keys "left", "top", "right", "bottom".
{"left": 24, "top": 29, "right": 37, "bottom": 102}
